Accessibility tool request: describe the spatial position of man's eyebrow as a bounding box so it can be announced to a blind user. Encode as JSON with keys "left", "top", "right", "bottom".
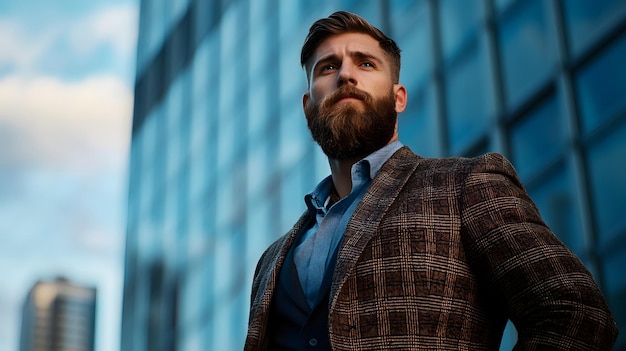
{"left": 350, "top": 50, "right": 383, "bottom": 63}
{"left": 313, "top": 50, "right": 383, "bottom": 71}
{"left": 313, "top": 54, "right": 339, "bottom": 68}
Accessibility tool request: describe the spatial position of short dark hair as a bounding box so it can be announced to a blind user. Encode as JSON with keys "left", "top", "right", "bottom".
{"left": 301, "top": 11, "right": 401, "bottom": 83}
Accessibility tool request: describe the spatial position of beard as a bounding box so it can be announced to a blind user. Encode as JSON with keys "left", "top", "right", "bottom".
{"left": 304, "top": 85, "right": 398, "bottom": 160}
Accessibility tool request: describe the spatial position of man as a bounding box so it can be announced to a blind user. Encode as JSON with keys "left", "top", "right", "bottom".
{"left": 245, "top": 11, "right": 618, "bottom": 350}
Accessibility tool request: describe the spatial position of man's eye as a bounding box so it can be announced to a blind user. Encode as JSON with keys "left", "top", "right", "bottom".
{"left": 322, "top": 65, "right": 336, "bottom": 71}
{"left": 361, "top": 62, "right": 374, "bottom": 68}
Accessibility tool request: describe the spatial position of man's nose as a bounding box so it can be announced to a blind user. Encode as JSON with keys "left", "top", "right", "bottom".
{"left": 337, "top": 64, "right": 357, "bottom": 87}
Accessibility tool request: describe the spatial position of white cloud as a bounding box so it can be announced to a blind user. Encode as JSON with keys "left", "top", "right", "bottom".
{"left": 69, "top": 5, "right": 139, "bottom": 60}
{"left": 0, "top": 74, "right": 132, "bottom": 173}
{"left": 0, "top": 4, "right": 138, "bottom": 77}
{"left": 0, "top": 18, "right": 61, "bottom": 74}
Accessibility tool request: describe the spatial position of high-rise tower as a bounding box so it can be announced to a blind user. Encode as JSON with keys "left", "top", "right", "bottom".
{"left": 20, "top": 277, "right": 97, "bottom": 351}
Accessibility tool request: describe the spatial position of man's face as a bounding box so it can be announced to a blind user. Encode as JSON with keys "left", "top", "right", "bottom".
{"left": 303, "top": 32, "right": 407, "bottom": 160}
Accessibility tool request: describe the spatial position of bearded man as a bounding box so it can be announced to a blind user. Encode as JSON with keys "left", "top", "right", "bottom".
{"left": 244, "top": 11, "right": 618, "bottom": 351}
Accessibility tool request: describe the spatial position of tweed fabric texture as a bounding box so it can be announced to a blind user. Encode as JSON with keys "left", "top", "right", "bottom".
{"left": 244, "top": 147, "right": 618, "bottom": 350}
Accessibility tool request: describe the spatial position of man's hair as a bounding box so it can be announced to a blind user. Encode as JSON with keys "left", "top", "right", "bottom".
{"left": 301, "top": 11, "right": 402, "bottom": 83}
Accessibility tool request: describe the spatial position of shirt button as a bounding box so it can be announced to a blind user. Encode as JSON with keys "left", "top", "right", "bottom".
{"left": 309, "top": 338, "right": 318, "bottom": 347}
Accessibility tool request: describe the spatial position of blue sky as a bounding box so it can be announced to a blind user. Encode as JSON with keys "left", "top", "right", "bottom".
{"left": 0, "top": 1, "right": 138, "bottom": 350}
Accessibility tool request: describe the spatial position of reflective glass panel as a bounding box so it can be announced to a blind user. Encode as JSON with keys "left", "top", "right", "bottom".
{"left": 510, "top": 96, "right": 566, "bottom": 181}
{"left": 495, "top": 0, "right": 516, "bottom": 12}
{"left": 181, "top": 263, "right": 206, "bottom": 327}
{"left": 602, "top": 251, "right": 626, "bottom": 349}
{"left": 342, "top": 0, "right": 381, "bottom": 25}
{"left": 497, "top": 0, "right": 555, "bottom": 110}
{"left": 527, "top": 162, "right": 584, "bottom": 256}
{"left": 391, "top": 0, "right": 432, "bottom": 87}
{"left": 399, "top": 86, "right": 438, "bottom": 157}
{"left": 280, "top": 165, "right": 307, "bottom": 232}
{"left": 562, "top": 0, "right": 626, "bottom": 57}
{"left": 439, "top": 0, "right": 482, "bottom": 62}
{"left": 279, "top": 91, "right": 308, "bottom": 167}
{"left": 445, "top": 43, "right": 492, "bottom": 155}
{"left": 575, "top": 33, "right": 626, "bottom": 135}
{"left": 247, "top": 135, "right": 272, "bottom": 199}
{"left": 212, "top": 297, "right": 235, "bottom": 350}
{"left": 587, "top": 121, "right": 626, "bottom": 246}
{"left": 246, "top": 200, "right": 272, "bottom": 270}
{"left": 500, "top": 320, "right": 518, "bottom": 350}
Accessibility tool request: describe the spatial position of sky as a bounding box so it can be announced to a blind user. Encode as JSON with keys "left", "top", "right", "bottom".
{"left": 0, "top": 1, "right": 138, "bottom": 350}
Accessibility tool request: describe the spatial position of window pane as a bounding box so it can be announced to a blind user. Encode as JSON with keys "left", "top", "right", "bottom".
{"left": 510, "top": 96, "right": 566, "bottom": 181}
{"left": 391, "top": 0, "right": 432, "bottom": 86}
{"left": 497, "top": 0, "right": 555, "bottom": 110}
{"left": 602, "top": 252, "right": 626, "bottom": 349}
{"left": 527, "top": 163, "right": 584, "bottom": 256}
{"left": 495, "top": 0, "right": 516, "bottom": 12}
{"left": 562, "top": 0, "right": 626, "bottom": 57}
{"left": 439, "top": 0, "right": 483, "bottom": 62}
{"left": 445, "top": 44, "right": 492, "bottom": 155}
{"left": 399, "top": 86, "right": 438, "bottom": 157}
{"left": 280, "top": 165, "right": 307, "bottom": 233}
{"left": 587, "top": 121, "right": 626, "bottom": 246}
{"left": 575, "top": 33, "right": 626, "bottom": 135}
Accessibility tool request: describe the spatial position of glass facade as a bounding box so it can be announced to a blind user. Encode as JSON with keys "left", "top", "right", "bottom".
{"left": 121, "top": 0, "right": 626, "bottom": 350}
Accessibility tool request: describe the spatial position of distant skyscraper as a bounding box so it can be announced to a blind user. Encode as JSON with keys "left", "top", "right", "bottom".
{"left": 19, "top": 277, "right": 97, "bottom": 351}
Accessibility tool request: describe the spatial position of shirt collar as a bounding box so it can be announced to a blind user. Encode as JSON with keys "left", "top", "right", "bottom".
{"left": 360, "top": 140, "right": 403, "bottom": 180}
{"left": 305, "top": 141, "right": 403, "bottom": 212}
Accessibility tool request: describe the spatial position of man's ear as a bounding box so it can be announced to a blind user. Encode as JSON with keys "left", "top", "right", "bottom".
{"left": 302, "top": 93, "right": 310, "bottom": 111}
{"left": 394, "top": 84, "right": 407, "bottom": 113}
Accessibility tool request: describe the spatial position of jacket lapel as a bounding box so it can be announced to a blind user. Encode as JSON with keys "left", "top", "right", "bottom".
{"left": 329, "top": 147, "right": 421, "bottom": 309}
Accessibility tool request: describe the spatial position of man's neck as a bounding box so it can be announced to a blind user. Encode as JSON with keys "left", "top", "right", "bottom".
{"left": 327, "top": 136, "right": 399, "bottom": 199}
{"left": 328, "top": 156, "right": 360, "bottom": 199}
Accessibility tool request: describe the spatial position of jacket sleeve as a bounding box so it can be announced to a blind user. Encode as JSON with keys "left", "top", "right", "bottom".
{"left": 459, "top": 153, "right": 618, "bottom": 350}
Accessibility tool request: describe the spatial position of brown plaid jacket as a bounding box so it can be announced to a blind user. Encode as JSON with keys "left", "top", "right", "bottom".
{"left": 245, "top": 147, "right": 618, "bottom": 350}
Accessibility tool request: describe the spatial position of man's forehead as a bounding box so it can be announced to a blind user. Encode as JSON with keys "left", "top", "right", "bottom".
{"left": 312, "top": 32, "right": 383, "bottom": 59}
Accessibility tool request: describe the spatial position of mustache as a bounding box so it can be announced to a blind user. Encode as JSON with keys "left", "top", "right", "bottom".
{"left": 322, "top": 86, "right": 372, "bottom": 109}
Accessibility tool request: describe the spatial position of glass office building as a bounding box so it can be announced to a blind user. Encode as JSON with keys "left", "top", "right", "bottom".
{"left": 121, "top": 0, "right": 626, "bottom": 349}
{"left": 20, "top": 277, "right": 97, "bottom": 351}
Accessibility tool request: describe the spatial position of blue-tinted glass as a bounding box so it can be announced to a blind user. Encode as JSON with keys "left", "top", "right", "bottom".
{"left": 342, "top": 0, "right": 381, "bottom": 25}
{"left": 562, "top": 0, "right": 626, "bottom": 57}
{"left": 602, "top": 251, "right": 626, "bottom": 349}
{"left": 392, "top": 1, "right": 436, "bottom": 157}
{"left": 439, "top": 0, "right": 483, "bottom": 62}
{"left": 445, "top": 44, "right": 492, "bottom": 155}
{"left": 587, "top": 121, "right": 626, "bottom": 246}
{"left": 510, "top": 97, "right": 565, "bottom": 180}
{"left": 399, "top": 86, "right": 438, "bottom": 157}
{"left": 576, "top": 33, "right": 626, "bottom": 135}
{"left": 392, "top": 0, "right": 432, "bottom": 87}
{"left": 246, "top": 200, "right": 272, "bottom": 266}
{"left": 247, "top": 137, "right": 271, "bottom": 198}
{"left": 231, "top": 288, "right": 248, "bottom": 351}
{"left": 527, "top": 162, "right": 584, "bottom": 256}
{"left": 182, "top": 263, "right": 205, "bottom": 326}
{"left": 212, "top": 296, "right": 234, "bottom": 350}
{"left": 281, "top": 165, "right": 307, "bottom": 232}
{"left": 495, "top": 0, "right": 516, "bottom": 12}
{"left": 500, "top": 320, "right": 518, "bottom": 350}
{"left": 497, "top": 0, "right": 555, "bottom": 110}
{"left": 279, "top": 92, "right": 308, "bottom": 166}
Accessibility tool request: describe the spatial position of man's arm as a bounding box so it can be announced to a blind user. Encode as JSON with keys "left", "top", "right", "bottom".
{"left": 460, "top": 153, "right": 618, "bottom": 350}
